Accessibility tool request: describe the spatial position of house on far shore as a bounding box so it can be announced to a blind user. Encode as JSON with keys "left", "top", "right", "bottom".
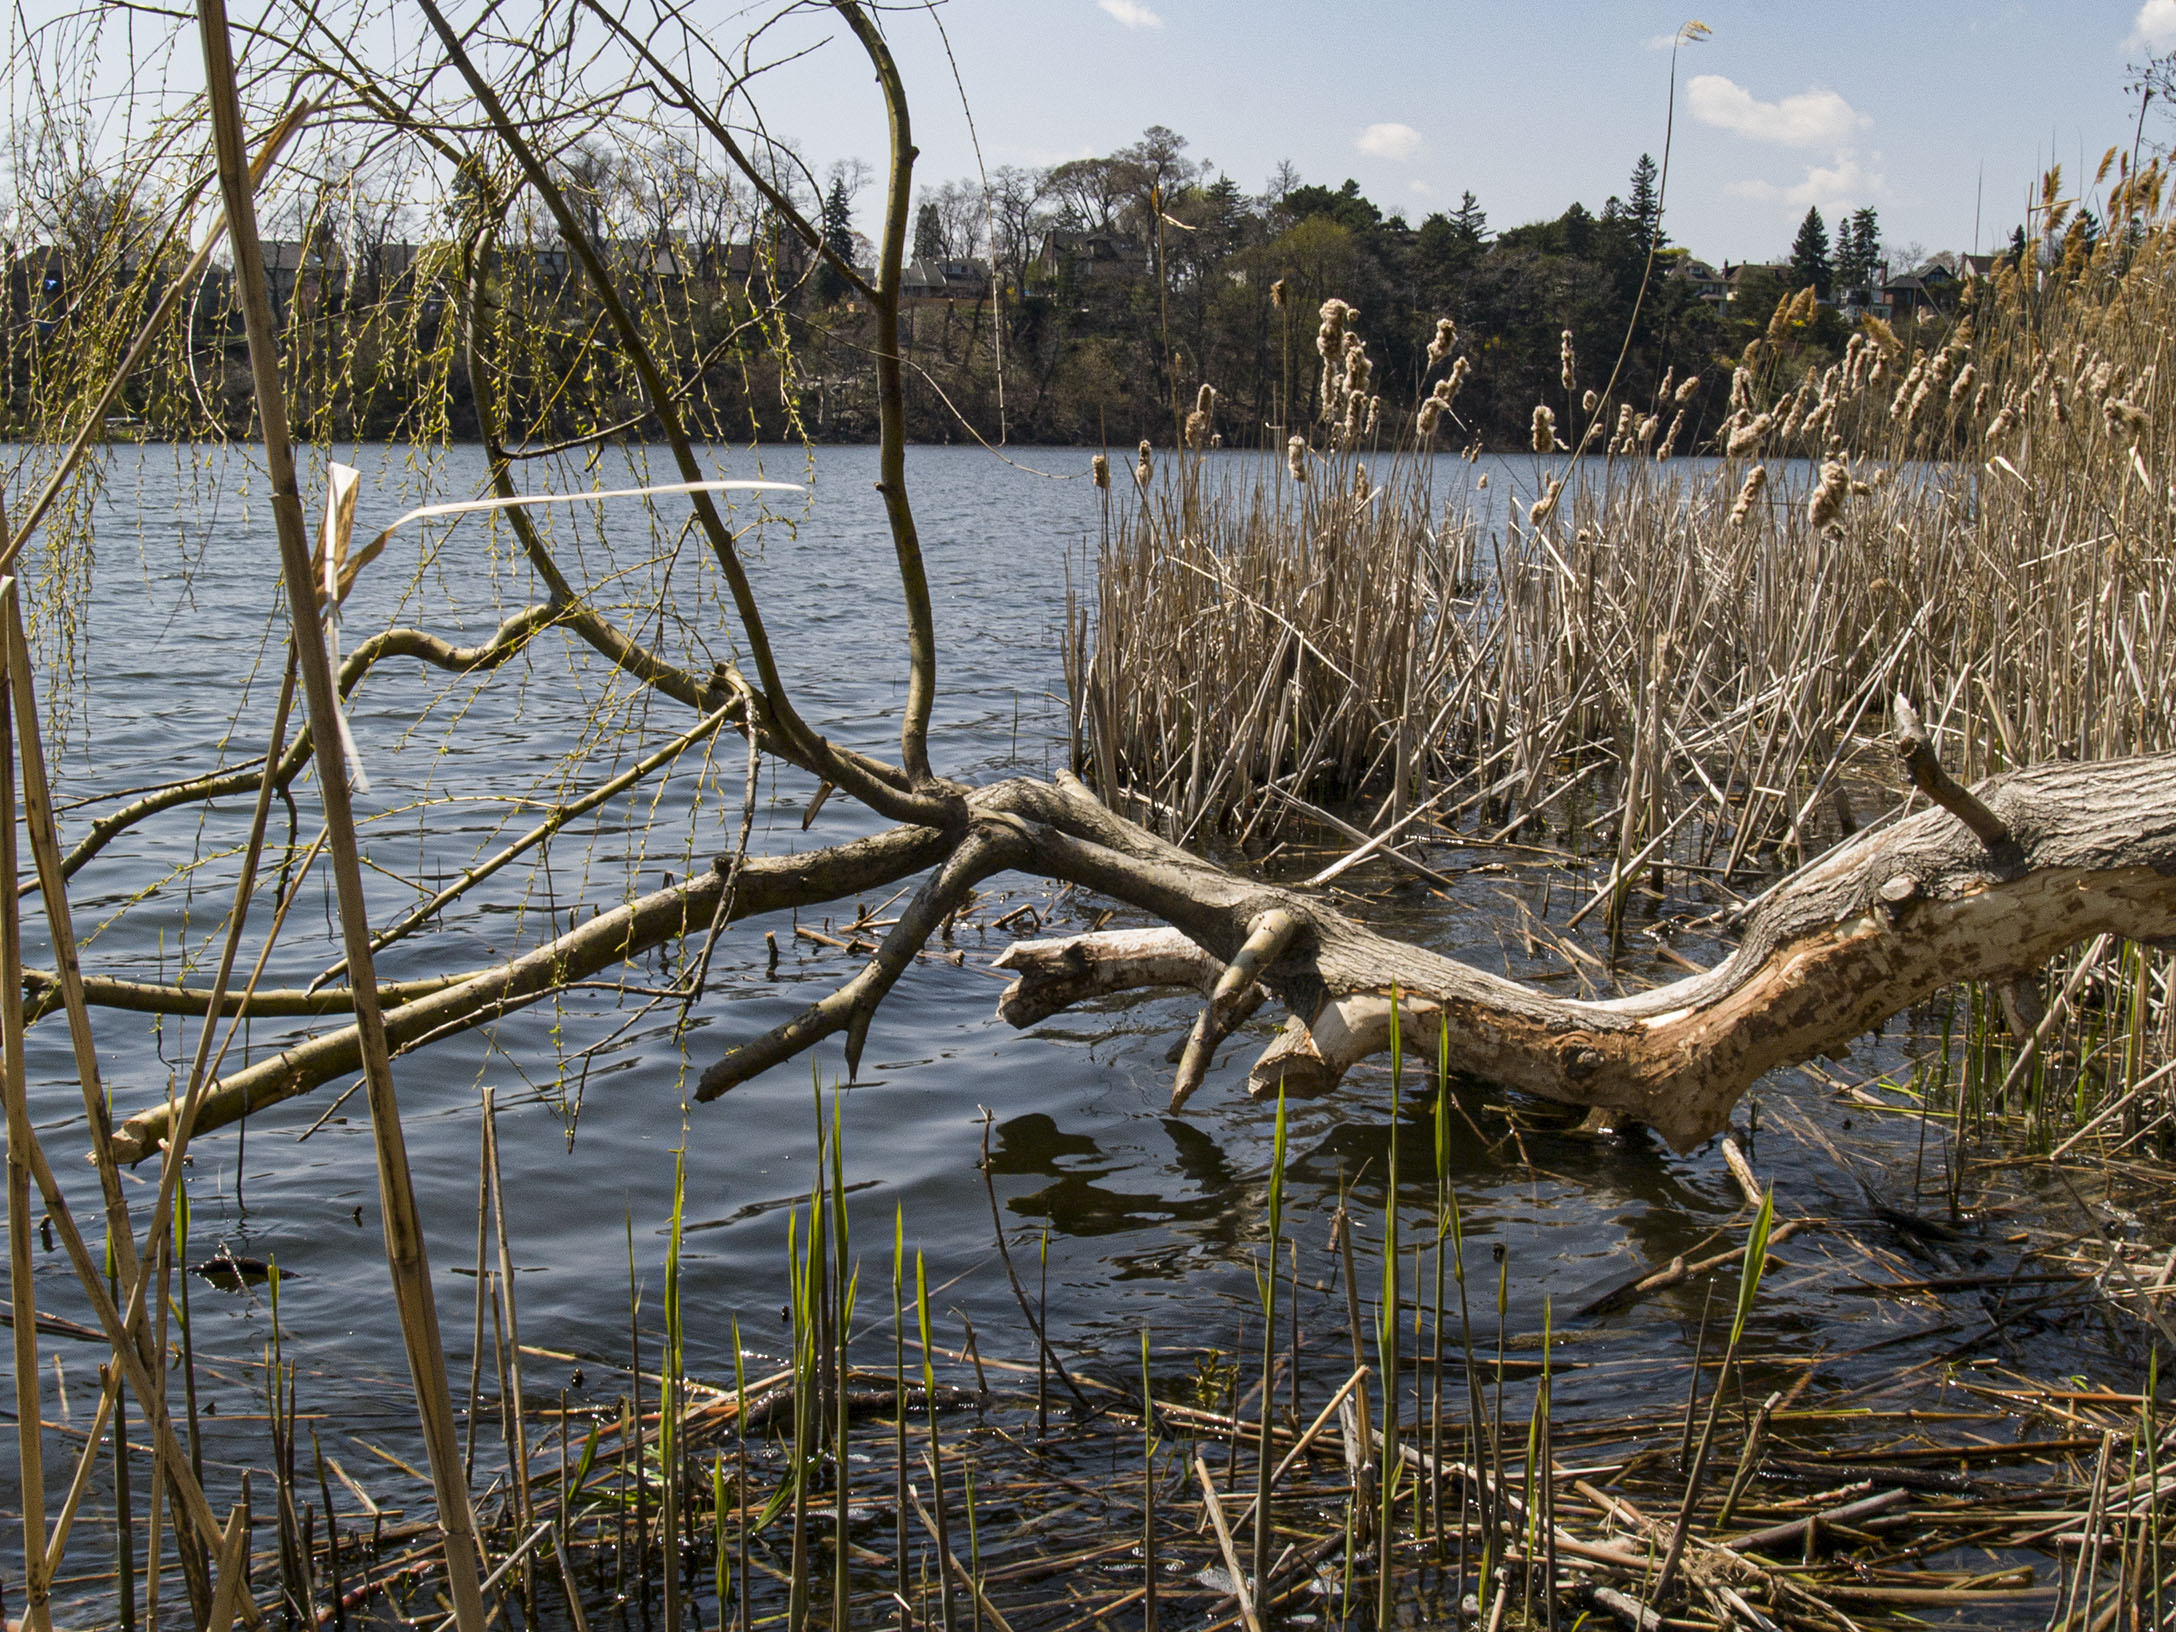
{"left": 1669, "top": 253, "right": 1729, "bottom": 306}
{"left": 901, "top": 256, "right": 990, "bottom": 302}
{"left": 1033, "top": 229, "right": 1145, "bottom": 285}
{"left": 1881, "top": 259, "right": 1966, "bottom": 322}
{"left": 1718, "top": 261, "right": 1791, "bottom": 304}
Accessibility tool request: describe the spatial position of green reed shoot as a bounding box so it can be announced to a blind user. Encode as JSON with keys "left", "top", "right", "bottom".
{"left": 1252, "top": 1085, "right": 1287, "bottom": 1603}
{"left": 1140, "top": 1325, "right": 1158, "bottom": 1632}
{"left": 664, "top": 1144, "right": 686, "bottom": 1632}
{"left": 917, "top": 1250, "right": 957, "bottom": 1632}
{"left": 1376, "top": 991, "right": 1402, "bottom": 1632}
{"left": 894, "top": 1207, "right": 910, "bottom": 1623}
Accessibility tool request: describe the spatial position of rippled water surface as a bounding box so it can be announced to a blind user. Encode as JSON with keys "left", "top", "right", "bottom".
{"left": 4, "top": 443, "right": 2111, "bottom": 1625}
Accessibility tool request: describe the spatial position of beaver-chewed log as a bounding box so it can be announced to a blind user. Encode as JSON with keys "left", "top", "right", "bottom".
{"left": 106, "top": 743, "right": 2176, "bottom": 1163}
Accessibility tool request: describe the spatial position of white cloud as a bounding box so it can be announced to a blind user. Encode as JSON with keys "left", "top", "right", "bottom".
{"left": 1097, "top": 0, "right": 1163, "bottom": 28}
{"left": 1726, "top": 153, "right": 1890, "bottom": 211}
{"left": 2132, "top": 0, "right": 2176, "bottom": 50}
{"left": 1407, "top": 179, "right": 1435, "bottom": 197}
{"left": 1355, "top": 122, "right": 1425, "bottom": 162}
{"left": 1687, "top": 74, "right": 1869, "bottom": 148}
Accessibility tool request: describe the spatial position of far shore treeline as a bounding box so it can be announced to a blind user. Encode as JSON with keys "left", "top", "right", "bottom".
{"left": 6, "top": 125, "right": 2019, "bottom": 450}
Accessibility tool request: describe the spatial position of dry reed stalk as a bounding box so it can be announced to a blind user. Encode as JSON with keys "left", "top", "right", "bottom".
{"left": 193, "top": 2, "right": 486, "bottom": 1623}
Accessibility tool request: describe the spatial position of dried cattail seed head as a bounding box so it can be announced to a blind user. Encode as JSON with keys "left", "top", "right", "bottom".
{"left": 1529, "top": 476, "right": 1564, "bottom": 527}
{"left": 1559, "top": 330, "right": 1576, "bottom": 393}
{"left": 1286, "top": 434, "right": 1309, "bottom": 483}
{"left": 1134, "top": 440, "right": 1153, "bottom": 486}
{"left": 1675, "top": 374, "right": 1701, "bottom": 405}
{"left": 1270, "top": 277, "right": 1288, "bottom": 309}
{"left": 1531, "top": 404, "right": 1558, "bottom": 455}
{"left": 1091, "top": 453, "right": 1110, "bottom": 489}
{"left": 1426, "top": 316, "right": 1457, "bottom": 369}
{"left": 1582, "top": 388, "right": 1599, "bottom": 414}
{"left": 1808, "top": 458, "right": 1850, "bottom": 531}
{"left": 1728, "top": 464, "right": 1769, "bottom": 527}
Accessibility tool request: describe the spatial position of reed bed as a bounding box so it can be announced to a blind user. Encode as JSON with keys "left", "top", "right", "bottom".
{"left": 1069, "top": 163, "right": 2176, "bottom": 1155}
{"left": 28, "top": 1018, "right": 2176, "bottom": 1632}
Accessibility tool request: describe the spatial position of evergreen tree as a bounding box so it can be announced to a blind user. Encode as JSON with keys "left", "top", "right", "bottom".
{"left": 1447, "top": 189, "right": 1488, "bottom": 250}
{"left": 1627, "top": 153, "right": 1663, "bottom": 254}
{"left": 817, "top": 174, "right": 856, "bottom": 301}
{"left": 1848, "top": 206, "right": 1880, "bottom": 283}
{"left": 1789, "top": 205, "right": 1832, "bottom": 298}
{"left": 913, "top": 200, "right": 944, "bottom": 262}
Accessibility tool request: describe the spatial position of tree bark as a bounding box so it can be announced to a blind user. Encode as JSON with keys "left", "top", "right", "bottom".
{"left": 106, "top": 753, "right": 2176, "bottom": 1162}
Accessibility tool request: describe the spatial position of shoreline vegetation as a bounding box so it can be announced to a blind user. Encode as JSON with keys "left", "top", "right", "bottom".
{"left": 3, "top": 2, "right": 2176, "bottom": 1629}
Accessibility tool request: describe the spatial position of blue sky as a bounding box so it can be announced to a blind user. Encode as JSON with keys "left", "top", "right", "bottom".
{"left": 764, "top": 0, "right": 2173, "bottom": 265}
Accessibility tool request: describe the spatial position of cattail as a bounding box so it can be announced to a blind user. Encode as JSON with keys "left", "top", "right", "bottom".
{"left": 1445, "top": 355, "right": 1471, "bottom": 397}
{"left": 1134, "top": 439, "right": 1153, "bottom": 487}
{"left": 1948, "top": 362, "right": 1977, "bottom": 406}
{"left": 1728, "top": 464, "right": 1768, "bottom": 527}
{"left": 1270, "top": 277, "right": 1288, "bottom": 309}
{"left": 1425, "top": 316, "right": 1457, "bottom": 368}
{"left": 1764, "top": 292, "right": 1795, "bottom": 347}
{"left": 1807, "top": 458, "right": 1850, "bottom": 530}
{"left": 1787, "top": 284, "right": 1818, "bottom": 328}
{"left": 1316, "top": 297, "right": 1355, "bottom": 359}
{"left": 1656, "top": 410, "right": 1684, "bottom": 460}
{"left": 1725, "top": 411, "right": 1771, "bottom": 457}
{"left": 2105, "top": 397, "right": 2150, "bottom": 440}
{"left": 1656, "top": 366, "right": 1675, "bottom": 403}
{"left": 1529, "top": 476, "right": 1564, "bottom": 527}
{"left": 1560, "top": 329, "right": 1576, "bottom": 393}
{"left": 1476, "top": 471, "right": 1489, "bottom": 488}
{"left": 1863, "top": 314, "right": 1903, "bottom": 359}
{"left": 1418, "top": 376, "right": 1455, "bottom": 437}
{"left": 1091, "top": 453, "right": 1110, "bottom": 489}
{"left": 2050, "top": 375, "right": 2070, "bottom": 424}
{"left": 1729, "top": 366, "right": 1753, "bottom": 413}
{"left": 1637, "top": 412, "right": 1659, "bottom": 447}
{"left": 1209, "top": 432, "right": 1223, "bottom": 449}
{"left": 1531, "top": 404, "right": 1558, "bottom": 454}
{"left": 1286, "top": 434, "right": 1309, "bottom": 483}
{"left": 1184, "top": 384, "right": 1217, "bottom": 448}
{"left": 1364, "top": 395, "right": 1381, "bottom": 437}
{"left": 1674, "top": 374, "right": 1701, "bottom": 404}
{"left": 1985, "top": 405, "right": 2017, "bottom": 443}
{"left": 1342, "top": 332, "right": 1372, "bottom": 396}
{"left": 1582, "top": 388, "right": 1599, "bottom": 414}
{"left": 1614, "top": 402, "right": 1635, "bottom": 442}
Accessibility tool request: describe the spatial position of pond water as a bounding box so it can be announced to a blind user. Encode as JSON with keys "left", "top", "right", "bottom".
{"left": 2, "top": 442, "right": 2115, "bottom": 1625}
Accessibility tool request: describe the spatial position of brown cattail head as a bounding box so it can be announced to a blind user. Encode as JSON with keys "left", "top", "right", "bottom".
{"left": 2105, "top": 397, "right": 2151, "bottom": 441}
{"left": 1657, "top": 410, "right": 1684, "bottom": 460}
{"left": 1582, "top": 388, "right": 1599, "bottom": 414}
{"left": 1807, "top": 457, "right": 1850, "bottom": 530}
{"left": 1728, "top": 463, "right": 1769, "bottom": 527}
{"left": 1134, "top": 440, "right": 1153, "bottom": 487}
{"left": 1675, "top": 373, "right": 1702, "bottom": 405}
{"left": 1091, "top": 453, "right": 1110, "bottom": 489}
{"left": 1657, "top": 366, "right": 1675, "bottom": 403}
{"left": 1426, "top": 316, "right": 1457, "bottom": 368}
{"left": 1559, "top": 329, "right": 1577, "bottom": 393}
{"left": 1637, "top": 412, "right": 1660, "bottom": 447}
{"left": 1270, "top": 277, "right": 1288, "bottom": 309}
{"left": 1316, "top": 297, "right": 1355, "bottom": 358}
{"left": 1287, "top": 434, "right": 1309, "bottom": 482}
{"left": 1184, "top": 410, "right": 1209, "bottom": 449}
{"left": 1529, "top": 475, "right": 1565, "bottom": 527}
{"left": 1531, "top": 404, "right": 1558, "bottom": 454}
{"left": 1725, "top": 411, "right": 1771, "bottom": 458}
{"left": 1446, "top": 355, "right": 1471, "bottom": 397}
